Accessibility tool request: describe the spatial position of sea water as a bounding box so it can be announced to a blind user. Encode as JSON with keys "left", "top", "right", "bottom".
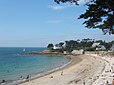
{"left": 0, "top": 47, "right": 70, "bottom": 82}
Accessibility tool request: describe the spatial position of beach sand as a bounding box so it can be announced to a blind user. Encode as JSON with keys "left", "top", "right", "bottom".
{"left": 20, "top": 54, "right": 114, "bottom": 85}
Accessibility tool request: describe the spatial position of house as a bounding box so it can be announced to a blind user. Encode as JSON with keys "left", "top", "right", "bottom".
{"left": 53, "top": 44, "right": 62, "bottom": 50}
{"left": 62, "top": 43, "right": 66, "bottom": 48}
{"left": 92, "top": 42, "right": 100, "bottom": 47}
{"left": 63, "top": 51, "right": 69, "bottom": 54}
{"left": 72, "top": 49, "right": 84, "bottom": 54}
{"left": 96, "top": 45, "right": 106, "bottom": 51}
{"left": 110, "top": 44, "right": 114, "bottom": 52}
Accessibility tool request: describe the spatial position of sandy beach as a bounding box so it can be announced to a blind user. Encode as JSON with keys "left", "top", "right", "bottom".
{"left": 20, "top": 54, "right": 114, "bottom": 85}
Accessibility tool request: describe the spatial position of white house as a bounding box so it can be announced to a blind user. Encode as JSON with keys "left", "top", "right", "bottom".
{"left": 53, "top": 44, "right": 62, "bottom": 50}
{"left": 96, "top": 45, "right": 106, "bottom": 51}
{"left": 110, "top": 44, "right": 114, "bottom": 52}
{"left": 72, "top": 49, "right": 84, "bottom": 54}
{"left": 92, "top": 42, "right": 100, "bottom": 47}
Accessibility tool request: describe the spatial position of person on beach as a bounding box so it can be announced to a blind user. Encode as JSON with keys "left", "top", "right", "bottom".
{"left": 26, "top": 75, "right": 29, "bottom": 80}
{"left": 29, "top": 74, "right": 31, "bottom": 80}
{"left": 20, "top": 76, "right": 23, "bottom": 79}
{"left": 26, "top": 74, "right": 31, "bottom": 81}
{"left": 112, "top": 79, "right": 114, "bottom": 85}
{"left": 83, "top": 80, "right": 85, "bottom": 85}
{"left": 111, "top": 66, "right": 114, "bottom": 73}
{"left": 1, "top": 80, "right": 5, "bottom": 83}
{"left": 106, "top": 80, "right": 109, "bottom": 85}
{"left": 113, "top": 74, "right": 114, "bottom": 77}
{"left": 100, "top": 82, "right": 104, "bottom": 85}
{"left": 19, "top": 75, "right": 23, "bottom": 80}
{"left": 61, "top": 71, "right": 63, "bottom": 75}
{"left": 50, "top": 76, "right": 53, "bottom": 78}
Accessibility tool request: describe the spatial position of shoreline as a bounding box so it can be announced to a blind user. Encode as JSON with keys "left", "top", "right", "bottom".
{"left": 2, "top": 53, "right": 114, "bottom": 85}
{"left": 20, "top": 52, "right": 72, "bottom": 57}
{"left": 20, "top": 54, "right": 114, "bottom": 85}
{"left": 18, "top": 54, "right": 82, "bottom": 85}
{"left": 19, "top": 54, "right": 86, "bottom": 85}
{"left": 1, "top": 54, "right": 81, "bottom": 85}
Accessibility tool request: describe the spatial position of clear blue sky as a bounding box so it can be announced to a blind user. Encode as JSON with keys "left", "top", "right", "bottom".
{"left": 0, "top": 0, "right": 114, "bottom": 47}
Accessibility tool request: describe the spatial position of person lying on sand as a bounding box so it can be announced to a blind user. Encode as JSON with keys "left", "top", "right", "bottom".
{"left": 50, "top": 76, "right": 53, "bottom": 78}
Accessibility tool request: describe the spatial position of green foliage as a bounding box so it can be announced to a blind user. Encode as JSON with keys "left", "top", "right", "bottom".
{"left": 47, "top": 44, "right": 54, "bottom": 49}
{"left": 85, "top": 47, "right": 96, "bottom": 51}
{"left": 54, "top": 0, "right": 79, "bottom": 5}
{"left": 54, "top": 0, "right": 114, "bottom": 34}
{"left": 64, "top": 40, "right": 78, "bottom": 52}
{"left": 59, "top": 42, "right": 64, "bottom": 47}
{"left": 80, "top": 38, "right": 94, "bottom": 48}
{"left": 47, "top": 38, "right": 114, "bottom": 53}
{"left": 64, "top": 39, "right": 114, "bottom": 52}
{"left": 50, "top": 49, "right": 64, "bottom": 53}
{"left": 64, "top": 38, "right": 94, "bottom": 52}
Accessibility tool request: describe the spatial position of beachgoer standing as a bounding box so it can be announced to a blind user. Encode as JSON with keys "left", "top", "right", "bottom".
{"left": 112, "top": 79, "right": 114, "bottom": 85}
{"left": 29, "top": 74, "right": 31, "bottom": 80}
{"left": 20, "top": 76, "right": 23, "bottom": 80}
{"left": 106, "top": 80, "right": 109, "bottom": 85}
{"left": 61, "top": 71, "right": 63, "bottom": 75}
{"left": 83, "top": 80, "right": 85, "bottom": 85}
{"left": 26, "top": 75, "right": 30, "bottom": 81}
{"left": 111, "top": 66, "right": 114, "bottom": 73}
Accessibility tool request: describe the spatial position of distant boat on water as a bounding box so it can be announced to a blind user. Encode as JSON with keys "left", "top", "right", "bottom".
{"left": 23, "top": 49, "right": 26, "bottom": 52}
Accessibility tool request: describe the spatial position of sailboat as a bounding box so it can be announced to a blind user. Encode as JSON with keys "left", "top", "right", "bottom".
{"left": 23, "top": 48, "right": 26, "bottom": 52}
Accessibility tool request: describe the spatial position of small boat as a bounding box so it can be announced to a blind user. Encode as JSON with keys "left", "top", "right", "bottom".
{"left": 23, "top": 49, "right": 26, "bottom": 52}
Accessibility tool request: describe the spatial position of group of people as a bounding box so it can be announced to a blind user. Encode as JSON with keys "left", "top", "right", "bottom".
{"left": 20, "top": 74, "right": 31, "bottom": 81}
{"left": 100, "top": 66, "right": 114, "bottom": 85}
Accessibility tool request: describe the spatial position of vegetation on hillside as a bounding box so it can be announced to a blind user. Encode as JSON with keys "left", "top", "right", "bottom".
{"left": 47, "top": 38, "right": 114, "bottom": 52}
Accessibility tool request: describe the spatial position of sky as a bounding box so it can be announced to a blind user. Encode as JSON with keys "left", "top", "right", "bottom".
{"left": 0, "top": 0, "right": 114, "bottom": 47}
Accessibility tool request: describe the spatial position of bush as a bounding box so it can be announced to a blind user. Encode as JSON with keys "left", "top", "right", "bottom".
{"left": 85, "top": 47, "right": 96, "bottom": 51}
{"left": 50, "top": 49, "right": 64, "bottom": 53}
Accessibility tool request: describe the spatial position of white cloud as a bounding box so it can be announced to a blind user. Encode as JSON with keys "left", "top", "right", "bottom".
{"left": 47, "top": 20, "right": 62, "bottom": 24}
{"left": 78, "top": 0, "right": 89, "bottom": 5}
{"left": 48, "top": 5, "right": 66, "bottom": 10}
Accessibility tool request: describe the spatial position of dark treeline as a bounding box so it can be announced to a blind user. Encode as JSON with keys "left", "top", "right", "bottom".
{"left": 47, "top": 38, "right": 114, "bottom": 52}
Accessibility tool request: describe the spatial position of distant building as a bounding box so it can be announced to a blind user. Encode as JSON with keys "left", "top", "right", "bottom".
{"left": 53, "top": 44, "right": 62, "bottom": 50}
{"left": 110, "top": 44, "right": 114, "bottom": 52}
{"left": 96, "top": 45, "right": 106, "bottom": 51}
{"left": 92, "top": 42, "right": 100, "bottom": 47}
{"left": 72, "top": 49, "right": 84, "bottom": 54}
{"left": 63, "top": 51, "right": 67, "bottom": 54}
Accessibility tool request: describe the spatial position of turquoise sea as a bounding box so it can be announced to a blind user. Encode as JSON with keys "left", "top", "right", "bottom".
{"left": 0, "top": 47, "right": 70, "bottom": 84}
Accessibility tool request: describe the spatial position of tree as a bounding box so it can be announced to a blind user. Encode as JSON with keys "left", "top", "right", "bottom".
{"left": 47, "top": 44, "right": 54, "bottom": 49}
{"left": 54, "top": 0, "right": 79, "bottom": 5}
{"left": 59, "top": 42, "right": 64, "bottom": 47}
{"left": 81, "top": 38, "right": 93, "bottom": 48}
{"left": 65, "top": 40, "right": 78, "bottom": 52}
{"left": 54, "top": 0, "right": 114, "bottom": 34}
